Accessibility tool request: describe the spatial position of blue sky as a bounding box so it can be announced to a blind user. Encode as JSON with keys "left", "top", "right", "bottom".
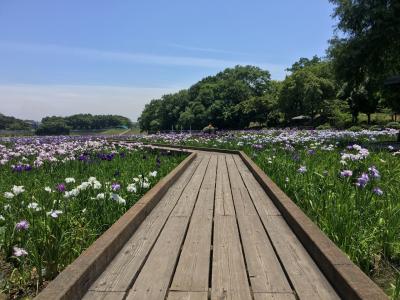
{"left": 0, "top": 0, "right": 336, "bottom": 121}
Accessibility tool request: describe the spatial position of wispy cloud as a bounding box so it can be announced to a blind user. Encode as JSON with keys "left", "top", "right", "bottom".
{"left": 1, "top": 41, "right": 252, "bottom": 68}
{"left": 0, "top": 41, "right": 287, "bottom": 78}
{"left": 167, "top": 43, "right": 248, "bottom": 55}
{"left": 0, "top": 84, "right": 180, "bottom": 121}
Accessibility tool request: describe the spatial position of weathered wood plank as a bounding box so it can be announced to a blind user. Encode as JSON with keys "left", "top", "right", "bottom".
{"left": 232, "top": 155, "right": 280, "bottom": 216}
{"left": 233, "top": 155, "right": 339, "bottom": 299}
{"left": 214, "top": 155, "right": 235, "bottom": 216}
{"left": 225, "top": 155, "right": 293, "bottom": 294}
{"left": 211, "top": 215, "right": 252, "bottom": 300}
{"left": 125, "top": 156, "right": 211, "bottom": 300}
{"left": 261, "top": 215, "right": 339, "bottom": 299}
{"left": 253, "top": 292, "right": 296, "bottom": 300}
{"left": 171, "top": 155, "right": 211, "bottom": 217}
{"left": 170, "top": 155, "right": 217, "bottom": 292}
{"left": 82, "top": 291, "right": 125, "bottom": 300}
{"left": 167, "top": 291, "right": 208, "bottom": 300}
{"left": 88, "top": 156, "right": 204, "bottom": 293}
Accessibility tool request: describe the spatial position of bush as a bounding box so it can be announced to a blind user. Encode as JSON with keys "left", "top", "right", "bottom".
{"left": 385, "top": 122, "right": 400, "bottom": 129}
{"left": 36, "top": 121, "right": 71, "bottom": 135}
{"left": 202, "top": 124, "right": 216, "bottom": 134}
{"left": 316, "top": 123, "right": 332, "bottom": 130}
{"left": 347, "top": 125, "right": 363, "bottom": 132}
{"left": 369, "top": 125, "right": 382, "bottom": 131}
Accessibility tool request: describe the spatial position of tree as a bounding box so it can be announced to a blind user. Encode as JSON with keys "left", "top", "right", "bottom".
{"left": 279, "top": 59, "right": 336, "bottom": 124}
{"left": 138, "top": 65, "right": 273, "bottom": 131}
{"left": 0, "top": 114, "right": 32, "bottom": 130}
{"left": 328, "top": 0, "right": 400, "bottom": 122}
{"left": 36, "top": 118, "right": 70, "bottom": 135}
{"left": 329, "top": 0, "right": 400, "bottom": 82}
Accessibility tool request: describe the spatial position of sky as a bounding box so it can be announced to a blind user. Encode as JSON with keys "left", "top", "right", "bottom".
{"left": 0, "top": 0, "right": 336, "bottom": 121}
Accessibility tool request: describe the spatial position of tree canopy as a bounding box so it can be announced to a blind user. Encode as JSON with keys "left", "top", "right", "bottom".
{"left": 0, "top": 114, "right": 33, "bottom": 130}
{"left": 138, "top": 65, "right": 277, "bottom": 131}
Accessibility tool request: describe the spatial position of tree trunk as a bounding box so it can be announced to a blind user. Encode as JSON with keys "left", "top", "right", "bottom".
{"left": 367, "top": 113, "right": 371, "bottom": 124}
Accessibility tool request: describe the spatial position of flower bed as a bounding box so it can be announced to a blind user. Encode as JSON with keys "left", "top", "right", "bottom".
{"left": 0, "top": 136, "right": 186, "bottom": 298}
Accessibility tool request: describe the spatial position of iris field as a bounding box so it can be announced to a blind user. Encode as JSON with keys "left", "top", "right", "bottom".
{"left": 0, "top": 136, "right": 185, "bottom": 298}
{"left": 127, "top": 128, "right": 400, "bottom": 298}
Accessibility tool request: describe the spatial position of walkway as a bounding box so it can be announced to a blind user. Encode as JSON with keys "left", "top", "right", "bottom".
{"left": 81, "top": 151, "right": 340, "bottom": 300}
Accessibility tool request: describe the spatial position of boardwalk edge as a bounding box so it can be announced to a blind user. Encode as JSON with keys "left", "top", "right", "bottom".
{"left": 35, "top": 149, "right": 196, "bottom": 300}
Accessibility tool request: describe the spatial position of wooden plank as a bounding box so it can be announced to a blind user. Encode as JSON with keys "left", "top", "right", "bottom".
{"left": 225, "top": 155, "right": 293, "bottom": 294}
{"left": 168, "top": 291, "right": 208, "bottom": 300}
{"left": 233, "top": 155, "right": 339, "bottom": 299}
{"left": 253, "top": 292, "right": 296, "bottom": 300}
{"left": 125, "top": 156, "right": 211, "bottom": 300}
{"left": 83, "top": 291, "right": 125, "bottom": 300}
{"left": 232, "top": 155, "right": 280, "bottom": 216}
{"left": 214, "top": 155, "right": 235, "bottom": 216}
{"left": 260, "top": 215, "right": 339, "bottom": 299}
{"left": 170, "top": 155, "right": 217, "bottom": 292}
{"left": 211, "top": 215, "right": 252, "bottom": 300}
{"left": 171, "top": 154, "right": 211, "bottom": 217}
{"left": 88, "top": 156, "right": 204, "bottom": 293}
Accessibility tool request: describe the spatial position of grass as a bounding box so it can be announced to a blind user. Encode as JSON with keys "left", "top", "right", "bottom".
{"left": 0, "top": 138, "right": 185, "bottom": 298}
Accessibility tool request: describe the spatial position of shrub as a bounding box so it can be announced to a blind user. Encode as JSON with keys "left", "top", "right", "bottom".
{"left": 202, "top": 124, "right": 216, "bottom": 134}
{"left": 369, "top": 125, "right": 382, "bottom": 131}
{"left": 347, "top": 125, "right": 363, "bottom": 132}
{"left": 36, "top": 121, "right": 71, "bottom": 135}
{"left": 316, "top": 123, "right": 332, "bottom": 130}
{"left": 385, "top": 122, "right": 400, "bottom": 129}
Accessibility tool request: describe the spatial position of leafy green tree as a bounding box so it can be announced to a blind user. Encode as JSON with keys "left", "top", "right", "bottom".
{"left": 279, "top": 59, "right": 336, "bottom": 123}
{"left": 36, "top": 118, "right": 70, "bottom": 135}
{"left": 0, "top": 114, "right": 32, "bottom": 130}
{"left": 328, "top": 0, "right": 400, "bottom": 123}
{"left": 138, "top": 65, "right": 273, "bottom": 131}
{"left": 329, "top": 0, "right": 400, "bottom": 82}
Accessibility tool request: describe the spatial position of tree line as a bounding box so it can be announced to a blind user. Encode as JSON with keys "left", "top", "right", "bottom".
{"left": 139, "top": 0, "right": 400, "bottom": 132}
{"left": 0, "top": 114, "right": 34, "bottom": 131}
{"left": 36, "top": 114, "right": 132, "bottom": 135}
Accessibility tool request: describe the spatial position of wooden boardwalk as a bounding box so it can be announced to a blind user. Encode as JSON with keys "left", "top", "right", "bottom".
{"left": 83, "top": 152, "right": 340, "bottom": 300}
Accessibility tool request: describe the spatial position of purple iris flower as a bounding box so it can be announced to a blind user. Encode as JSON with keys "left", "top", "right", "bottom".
{"left": 15, "top": 220, "right": 30, "bottom": 231}
{"left": 111, "top": 182, "right": 121, "bottom": 191}
{"left": 356, "top": 173, "right": 369, "bottom": 188}
{"left": 307, "top": 149, "right": 316, "bottom": 155}
{"left": 23, "top": 165, "right": 32, "bottom": 171}
{"left": 12, "top": 165, "right": 24, "bottom": 172}
{"left": 340, "top": 170, "right": 353, "bottom": 177}
{"left": 373, "top": 187, "right": 383, "bottom": 196}
{"left": 56, "top": 183, "right": 66, "bottom": 192}
{"left": 368, "top": 166, "right": 380, "bottom": 179}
